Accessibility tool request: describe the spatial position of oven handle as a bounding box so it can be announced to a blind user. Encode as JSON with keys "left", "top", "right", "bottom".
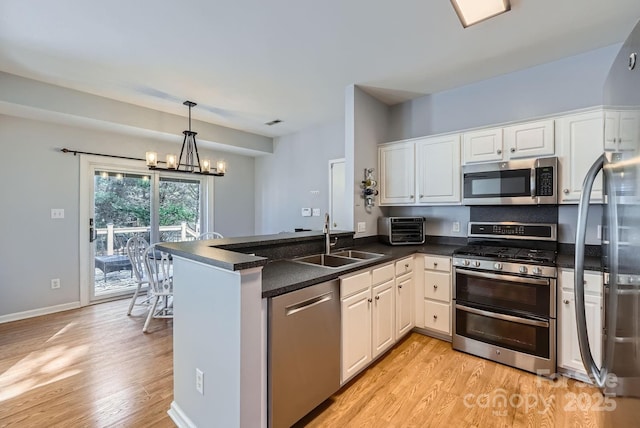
{"left": 531, "top": 165, "right": 536, "bottom": 199}
{"left": 455, "top": 268, "right": 550, "bottom": 286}
{"left": 456, "top": 304, "right": 550, "bottom": 328}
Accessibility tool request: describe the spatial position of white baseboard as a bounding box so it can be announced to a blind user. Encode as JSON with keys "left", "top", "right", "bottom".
{"left": 168, "top": 401, "right": 197, "bottom": 428}
{"left": 0, "top": 301, "right": 81, "bottom": 324}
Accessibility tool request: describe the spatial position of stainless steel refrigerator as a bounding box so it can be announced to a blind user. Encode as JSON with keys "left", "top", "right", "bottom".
{"left": 575, "top": 19, "right": 640, "bottom": 424}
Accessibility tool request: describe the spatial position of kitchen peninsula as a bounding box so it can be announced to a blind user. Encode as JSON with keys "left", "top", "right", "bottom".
{"left": 158, "top": 230, "right": 458, "bottom": 428}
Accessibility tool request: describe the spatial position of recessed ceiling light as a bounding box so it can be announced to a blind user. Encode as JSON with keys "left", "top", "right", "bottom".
{"left": 451, "top": 0, "right": 511, "bottom": 28}
{"left": 265, "top": 119, "right": 283, "bottom": 126}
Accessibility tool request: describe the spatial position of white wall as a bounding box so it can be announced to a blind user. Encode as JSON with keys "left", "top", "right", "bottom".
{"left": 349, "top": 86, "right": 390, "bottom": 238}
{"left": 0, "top": 115, "right": 256, "bottom": 317}
{"left": 254, "top": 120, "right": 344, "bottom": 234}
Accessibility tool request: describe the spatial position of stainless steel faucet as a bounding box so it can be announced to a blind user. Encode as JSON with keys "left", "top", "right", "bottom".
{"left": 324, "top": 213, "right": 331, "bottom": 254}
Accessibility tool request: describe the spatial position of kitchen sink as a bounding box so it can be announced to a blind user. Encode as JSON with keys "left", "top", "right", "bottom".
{"left": 331, "top": 250, "right": 384, "bottom": 260}
{"left": 293, "top": 254, "right": 360, "bottom": 268}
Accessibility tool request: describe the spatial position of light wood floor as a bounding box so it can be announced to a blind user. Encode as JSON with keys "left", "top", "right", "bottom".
{"left": 0, "top": 299, "right": 630, "bottom": 427}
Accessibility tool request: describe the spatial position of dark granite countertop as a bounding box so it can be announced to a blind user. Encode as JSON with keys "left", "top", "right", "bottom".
{"left": 262, "top": 242, "right": 461, "bottom": 298}
{"left": 556, "top": 254, "right": 602, "bottom": 271}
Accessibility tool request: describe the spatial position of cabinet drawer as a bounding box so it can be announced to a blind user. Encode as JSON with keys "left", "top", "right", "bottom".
{"left": 424, "top": 271, "right": 450, "bottom": 303}
{"left": 424, "top": 300, "right": 451, "bottom": 335}
{"left": 423, "top": 255, "right": 450, "bottom": 272}
{"left": 341, "top": 270, "right": 371, "bottom": 299}
{"left": 395, "top": 257, "right": 414, "bottom": 276}
{"left": 560, "top": 269, "right": 602, "bottom": 295}
{"left": 372, "top": 263, "right": 395, "bottom": 286}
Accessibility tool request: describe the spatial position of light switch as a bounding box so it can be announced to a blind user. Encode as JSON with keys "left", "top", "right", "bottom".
{"left": 357, "top": 222, "right": 366, "bottom": 232}
{"left": 452, "top": 221, "right": 460, "bottom": 233}
{"left": 312, "top": 208, "right": 320, "bottom": 217}
{"left": 301, "top": 208, "right": 312, "bottom": 217}
{"left": 51, "top": 209, "right": 65, "bottom": 219}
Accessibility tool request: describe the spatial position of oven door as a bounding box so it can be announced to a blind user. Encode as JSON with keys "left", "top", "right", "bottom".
{"left": 454, "top": 303, "right": 551, "bottom": 359}
{"left": 454, "top": 268, "right": 555, "bottom": 318}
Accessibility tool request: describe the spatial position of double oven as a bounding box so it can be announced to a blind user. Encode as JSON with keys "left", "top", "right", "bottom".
{"left": 452, "top": 222, "right": 558, "bottom": 374}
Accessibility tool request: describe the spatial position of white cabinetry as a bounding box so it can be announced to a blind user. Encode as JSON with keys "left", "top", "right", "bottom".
{"left": 378, "top": 142, "right": 415, "bottom": 204}
{"left": 379, "top": 135, "right": 461, "bottom": 206}
{"left": 340, "top": 262, "right": 400, "bottom": 384}
{"left": 463, "top": 120, "right": 554, "bottom": 164}
{"left": 395, "top": 257, "right": 415, "bottom": 339}
{"left": 556, "top": 111, "right": 604, "bottom": 203}
{"left": 604, "top": 110, "right": 639, "bottom": 151}
{"left": 557, "top": 268, "right": 603, "bottom": 380}
{"left": 416, "top": 135, "right": 461, "bottom": 204}
{"left": 421, "top": 255, "right": 452, "bottom": 337}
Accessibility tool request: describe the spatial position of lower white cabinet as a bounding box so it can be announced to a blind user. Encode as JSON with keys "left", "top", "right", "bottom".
{"left": 557, "top": 268, "right": 603, "bottom": 379}
{"left": 340, "top": 257, "right": 415, "bottom": 384}
{"left": 420, "top": 255, "right": 452, "bottom": 337}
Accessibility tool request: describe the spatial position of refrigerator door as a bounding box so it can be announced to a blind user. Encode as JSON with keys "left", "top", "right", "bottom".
{"left": 600, "top": 18, "right": 640, "bottom": 400}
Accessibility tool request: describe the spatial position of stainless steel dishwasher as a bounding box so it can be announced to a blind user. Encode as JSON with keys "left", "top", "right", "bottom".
{"left": 268, "top": 280, "right": 340, "bottom": 428}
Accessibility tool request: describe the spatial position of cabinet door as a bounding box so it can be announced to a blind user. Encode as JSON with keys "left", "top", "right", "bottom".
{"left": 556, "top": 111, "right": 604, "bottom": 203}
{"left": 372, "top": 279, "right": 395, "bottom": 358}
{"left": 416, "top": 134, "right": 461, "bottom": 204}
{"left": 341, "top": 288, "right": 372, "bottom": 383}
{"left": 618, "top": 111, "right": 639, "bottom": 151}
{"left": 503, "top": 120, "right": 555, "bottom": 159}
{"left": 378, "top": 142, "right": 415, "bottom": 205}
{"left": 396, "top": 273, "right": 414, "bottom": 339}
{"left": 558, "top": 290, "right": 602, "bottom": 374}
{"left": 463, "top": 127, "right": 503, "bottom": 164}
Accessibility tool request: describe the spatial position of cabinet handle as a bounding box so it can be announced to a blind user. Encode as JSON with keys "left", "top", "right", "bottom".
{"left": 419, "top": 194, "right": 424, "bottom": 198}
{"left": 510, "top": 147, "right": 516, "bottom": 153}
{"left": 563, "top": 189, "right": 569, "bottom": 194}
{"left": 375, "top": 295, "right": 380, "bottom": 301}
{"left": 433, "top": 284, "right": 438, "bottom": 289}
{"left": 404, "top": 263, "right": 409, "bottom": 268}
{"left": 618, "top": 137, "right": 622, "bottom": 143}
{"left": 368, "top": 298, "right": 372, "bottom": 303}
{"left": 410, "top": 195, "right": 414, "bottom": 199}
{"left": 496, "top": 149, "right": 502, "bottom": 155}
{"left": 563, "top": 299, "right": 570, "bottom": 304}
{"left": 433, "top": 262, "right": 438, "bottom": 267}
{"left": 398, "top": 284, "right": 403, "bottom": 289}
{"left": 433, "top": 314, "right": 438, "bottom": 320}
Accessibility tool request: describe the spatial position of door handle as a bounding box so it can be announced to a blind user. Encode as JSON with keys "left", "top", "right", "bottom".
{"left": 89, "top": 218, "right": 97, "bottom": 243}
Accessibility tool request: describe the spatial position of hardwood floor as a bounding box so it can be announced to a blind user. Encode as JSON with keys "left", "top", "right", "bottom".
{"left": 0, "top": 299, "right": 175, "bottom": 427}
{"left": 0, "top": 300, "right": 626, "bottom": 427}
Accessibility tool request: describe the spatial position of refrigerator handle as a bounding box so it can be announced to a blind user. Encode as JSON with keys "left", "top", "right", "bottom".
{"left": 575, "top": 154, "right": 607, "bottom": 387}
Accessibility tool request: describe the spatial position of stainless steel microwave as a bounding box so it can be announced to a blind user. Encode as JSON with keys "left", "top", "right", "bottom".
{"left": 462, "top": 157, "right": 557, "bottom": 205}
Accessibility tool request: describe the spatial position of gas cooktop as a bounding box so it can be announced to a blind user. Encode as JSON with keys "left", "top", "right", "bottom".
{"left": 454, "top": 245, "right": 557, "bottom": 265}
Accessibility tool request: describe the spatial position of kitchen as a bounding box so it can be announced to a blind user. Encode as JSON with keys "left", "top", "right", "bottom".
{"left": 1, "top": 1, "right": 640, "bottom": 427}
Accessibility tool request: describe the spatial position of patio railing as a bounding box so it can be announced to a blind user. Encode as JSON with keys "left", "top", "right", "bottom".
{"left": 97, "top": 222, "right": 199, "bottom": 255}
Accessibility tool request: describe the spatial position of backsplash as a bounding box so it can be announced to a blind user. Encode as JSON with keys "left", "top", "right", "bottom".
{"left": 386, "top": 204, "right": 602, "bottom": 245}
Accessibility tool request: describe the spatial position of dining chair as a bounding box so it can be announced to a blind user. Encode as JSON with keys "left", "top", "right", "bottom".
{"left": 198, "top": 231, "right": 224, "bottom": 240}
{"left": 125, "top": 235, "right": 151, "bottom": 316}
{"left": 142, "top": 243, "right": 173, "bottom": 333}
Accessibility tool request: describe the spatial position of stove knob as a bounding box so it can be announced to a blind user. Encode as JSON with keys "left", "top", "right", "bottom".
{"left": 494, "top": 262, "right": 502, "bottom": 270}
{"left": 473, "top": 261, "right": 481, "bottom": 267}
{"left": 463, "top": 259, "right": 470, "bottom": 266}
{"left": 519, "top": 266, "right": 528, "bottom": 274}
{"left": 533, "top": 267, "right": 542, "bottom": 275}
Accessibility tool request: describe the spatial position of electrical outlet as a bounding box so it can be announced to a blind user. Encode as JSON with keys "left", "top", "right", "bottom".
{"left": 452, "top": 221, "right": 460, "bottom": 233}
{"left": 357, "top": 222, "right": 366, "bottom": 233}
{"left": 51, "top": 209, "right": 65, "bottom": 219}
{"left": 196, "top": 368, "right": 204, "bottom": 395}
{"left": 51, "top": 278, "right": 61, "bottom": 289}
{"left": 597, "top": 225, "right": 602, "bottom": 240}
{"left": 301, "top": 208, "right": 312, "bottom": 217}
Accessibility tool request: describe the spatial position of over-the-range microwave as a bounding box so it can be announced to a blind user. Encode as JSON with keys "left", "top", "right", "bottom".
{"left": 462, "top": 157, "right": 557, "bottom": 205}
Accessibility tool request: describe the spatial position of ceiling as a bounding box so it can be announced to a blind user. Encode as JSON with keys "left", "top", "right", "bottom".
{"left": 1, "top": 1, "right": 640, "bottom": 138}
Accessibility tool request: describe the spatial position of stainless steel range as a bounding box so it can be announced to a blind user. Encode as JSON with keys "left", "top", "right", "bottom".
{"left": 452, "top": 221, "right": 558, "bottom": 374}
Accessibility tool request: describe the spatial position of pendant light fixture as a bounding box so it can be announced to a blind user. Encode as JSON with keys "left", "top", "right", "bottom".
{"left": 145, "top": 101, "right": 226, "bottom": 176}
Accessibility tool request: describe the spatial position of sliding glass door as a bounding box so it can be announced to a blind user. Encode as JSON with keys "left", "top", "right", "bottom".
{"left": 80, "top": 156, "right": 213, "bottom": 303}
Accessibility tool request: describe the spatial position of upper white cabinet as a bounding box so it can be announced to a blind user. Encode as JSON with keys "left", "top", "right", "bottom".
{"left": 462, "top": 127, "right": 503, "bottom": 164}
{"left": 378, "top": 141, "right": 415, "bottom": 205}
{"left": 463, "top": 120, "right": 554, "bottom": 164}
{"left": 379, "top": 134, "right": 461, "bottom": 206}
{"left": 604, "top": 110, "right": 639, "bottom": 151}
{"left": 556, "top": 111, "right": 604, "bottom": 204}
{"left": 416, "top": 134, "right": 461, "bottom": 204}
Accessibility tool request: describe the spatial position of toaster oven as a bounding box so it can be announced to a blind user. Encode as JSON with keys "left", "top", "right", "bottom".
{"left": 378, "top": 217, "right": 425, "bottom": 245}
